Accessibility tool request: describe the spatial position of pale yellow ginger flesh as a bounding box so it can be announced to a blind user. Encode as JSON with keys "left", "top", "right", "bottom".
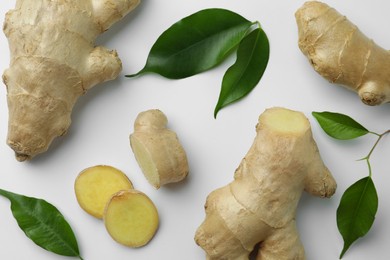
{"left": 195, "top": 107, "right": 337, "bottom": 260}
{"left": 104, "top": 190, "right": 159, "bottom": 247}
{"left": 75, "top": 165, "right": 133, "bottom": 219}
{"left": 130, "top": 109, "right": 189, "bottom": 189}
{"left": 296, "top": 1, "right": 390, "bottom": 106}
{"left": 3, "top": 0, "right": 140, "bottom": 161}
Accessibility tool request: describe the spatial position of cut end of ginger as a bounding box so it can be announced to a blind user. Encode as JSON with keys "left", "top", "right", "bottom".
{"left": 130, "top": 109, "right": 189, "bottom": 189}
{"left": 130, "top": 135, "right": 161, "bottom": 188}
{"left": 74, "top": 165, "right": 133, "bottom": 219}
{"left": 259, "top": 107, "right": 309, "bottom": 135}
{"left": 104, "top": 190, "right": 159, "bottom": 247}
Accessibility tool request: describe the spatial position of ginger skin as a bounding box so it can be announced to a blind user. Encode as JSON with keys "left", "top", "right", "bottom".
{"left": 130, "top": 109, "right": 189, "bottom": 189}
{"left": 296, "top": 1, "right": 390, "bottom": 106}
{"left": 2, "top": 0, "right": 140, "bottom": 161}
{"left": 195, "top": 107, "right": 337, "bottom": 260}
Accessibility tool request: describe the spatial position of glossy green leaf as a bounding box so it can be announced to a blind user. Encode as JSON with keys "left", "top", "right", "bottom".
{"left": 337, "top": 177, "right": 378, "bottom": 258}
{"left": 126, "top": 8, "right": 253, "bottom": 79}
{"left": 0, "top": 189, "right": 83, "bottom": 259}
{"left": 312, "top": 111, "right": 369, "bottom": 140}
{"left": 214, "top": 27, "right": 269, "bottom": 117}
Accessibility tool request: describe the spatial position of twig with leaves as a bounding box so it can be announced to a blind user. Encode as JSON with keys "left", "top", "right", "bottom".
{"left": 127, "top": 8, "right": 270, "bottom": 118}
{"left": 312, "top": 111, "right": 389, "bottom": 259}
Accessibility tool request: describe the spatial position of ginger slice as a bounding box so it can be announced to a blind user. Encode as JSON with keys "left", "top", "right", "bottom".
{"left": 74, "top": 165, "right": 133, "bottom": 219}
{"left": 104, "top": 190, "right": 159, "bottom": 247}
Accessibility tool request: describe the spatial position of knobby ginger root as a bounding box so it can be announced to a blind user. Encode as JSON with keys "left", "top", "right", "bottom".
{"left": 296, "top": 1, "right": 390, "bottom": 106}
{"left": 104, "top": 189, "right": 159, "bottom": 247}
{"left": 3, "top": 0, "right": 140, "bottom": 161}
{"left": 194, "top": 107, "right": 337, "bottom": 260}
{"left": 75, "top": 165, "right": 133, "bottom": 219}
{"left": 130, "top": 109, "right": 189, "bottom": 189}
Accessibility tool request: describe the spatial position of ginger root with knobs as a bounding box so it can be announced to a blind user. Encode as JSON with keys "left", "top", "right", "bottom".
{"left": 2, "top": 0, "right": 140, "bottom": 161}
{"left": 195, "top": 107, "right": 337, "bottom": 260}
{"left": 296, "top": 1, "right": 390, "bottom": 106}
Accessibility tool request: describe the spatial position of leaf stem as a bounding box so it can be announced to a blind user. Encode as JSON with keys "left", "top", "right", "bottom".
{"left": 251, "top": 21, "right": 261, "bottom": 29}
{"left": 363, "top": 130, "right": 390, "bottom": 177}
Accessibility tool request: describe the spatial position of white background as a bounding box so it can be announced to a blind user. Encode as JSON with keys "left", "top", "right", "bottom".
{"left": 1, "top": 0, "right": 390, "bottom": 259}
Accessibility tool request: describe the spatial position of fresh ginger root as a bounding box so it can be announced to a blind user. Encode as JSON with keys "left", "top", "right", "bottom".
{"left": 104, "top": 189, "right": 159, "bottom": 247}
{"left": 130, "top": 109, "right": 189, "bottom": 189}
{"left": 195, "top": 107, "right": 337, "bottom": 260}
{"left": 75, "top": 165, "right": 133, "bottom": 219}
{"left": 2, "top": 0, "right": 140, "bottom": 161}
{"left": 296, "top": 1, "right": 390, "bottom": 106}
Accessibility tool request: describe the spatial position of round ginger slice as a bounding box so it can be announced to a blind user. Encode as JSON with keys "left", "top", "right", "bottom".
{"left": 104, "top": 190, "right": 159, "bottom": 247}
{"left": 75, "top": 165, "right": 133, "bottom": 219}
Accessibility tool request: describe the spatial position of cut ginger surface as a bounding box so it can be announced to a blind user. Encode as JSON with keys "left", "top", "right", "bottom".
{"left": 104, "top": 190, "right": 159, "bottom": 247}
{"left": 260, "top": 107, "right": 309, "bottom": 134}
{"left": 74, "top": 165, "right": 133, "bottom": 219}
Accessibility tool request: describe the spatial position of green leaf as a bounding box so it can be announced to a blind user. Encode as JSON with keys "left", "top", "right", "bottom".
{"left": 126, "top": 8, "right": 253, "bottom": 79}
{"left": 337, "top": 177, "right": 378, "bottom": 258}
{"left": 312, "top": 111, "right": 369, "bottom": 140}
{"left": 0, "top": 189, "right": 83, "bottom": 259}
{"left": 214, "top": 27, "right": 269, "bottom": 117}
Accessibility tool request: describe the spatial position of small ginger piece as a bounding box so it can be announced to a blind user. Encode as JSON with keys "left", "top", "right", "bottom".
{"left": 296, "top": 1, "right": 390, "bottom": 106}
{"left": 130, "top": 109, "right": 189, "bottom": 189}
{"left": 75, "top": 165, "right": 133, "bottom": 219}
{"left": 194, "top": 107, "right": 337, "bottom": 260}
{"left": 3, "top": 0, "right": 140, "bottom": 161}
{"left": 104, "top": 190, "right": 159, "bottom": 247}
